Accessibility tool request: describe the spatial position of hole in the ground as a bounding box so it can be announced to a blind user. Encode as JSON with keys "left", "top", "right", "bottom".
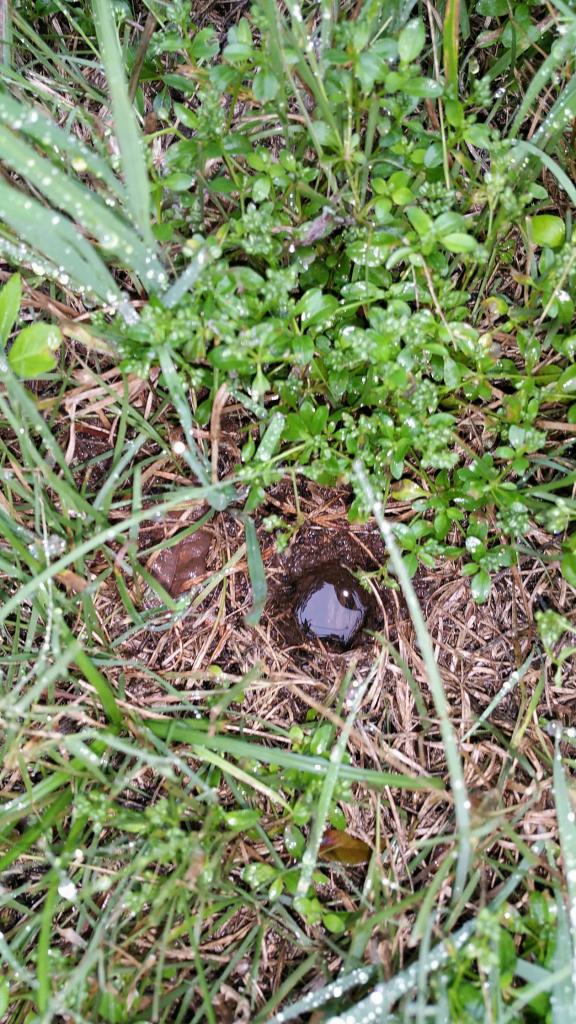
{"left": 292, "top": 562, "right": 369, "bottom": 649}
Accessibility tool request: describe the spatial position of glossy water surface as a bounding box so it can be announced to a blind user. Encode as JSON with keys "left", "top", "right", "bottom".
{"left": 293, "top": 563, "right": 368, "bottom": 647}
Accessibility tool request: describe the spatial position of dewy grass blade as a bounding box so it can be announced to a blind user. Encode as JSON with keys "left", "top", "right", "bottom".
{"left": 553, "top": 730, "right": 576, "bottom": 997}
{"left": 462, "top": 649, "right": 535, "bottom": 740}
{"left": 0, "top": 180, "right": 122, "bottom": 302}
{"left": 296, "top": 668, "right": 374, "bottom": 900}
{"left": 511, "top": 139, "right": 576, "bottom": 207}
{"left": 147, "top": 719, "right": 444, "bottom": 791}
{"left": 353, "top": 461, "right": 471, "bottom": 899}
{"left": 530, "top": 74, "right": 576, "bottom": 153}
{"left": 0, "top": 482, "right": 230, "bottom": 628}
{"left": 508, "top": 23, "right": 576, "bottom": 140}
{"left": 60, "top": 624, "right": 122, "bottom": 728}
{"left": 93, "top": 0, "right": 157, "bottom": 250}
{"left": 0, "top": 125, "right": 165, "bottom": 290}
{"left": 272, "top": 846, "right": 541, "bottom": 1023}
{"left": 0, "top": 91, "right": 126, "bottom": 202}
{"left": 161, "top": 242, "right": 217, "bottom": 308}
{"left": 550, "top": 895, "right": 576, "bottom": 1024}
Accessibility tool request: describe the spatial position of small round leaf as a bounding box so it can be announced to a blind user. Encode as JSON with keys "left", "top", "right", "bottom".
{"left": 8, "top": 323, "right": 61, "bottom": 378}
{"left": 527, "top": 215, "right": 565, "bottom": 249}
{"left": 398, "top": 19, "right": 426, "bottom": 63}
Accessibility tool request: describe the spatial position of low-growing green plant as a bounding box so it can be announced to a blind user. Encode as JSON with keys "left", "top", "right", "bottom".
{"left": 2, "top": 0, "right": 576, "bottom": 599}
{"left": 2, "top": 0, "right": 576, "bottom": 1021}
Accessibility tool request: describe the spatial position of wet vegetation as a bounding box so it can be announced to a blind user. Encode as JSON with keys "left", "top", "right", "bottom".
{"left": 1, "top": 0, "right": 576, "bottom": 1021}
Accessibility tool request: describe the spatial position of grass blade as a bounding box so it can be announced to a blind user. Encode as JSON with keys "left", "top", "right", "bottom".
{"left": 353, "top": 460, "right": 471, "bottom": 898}
{"left": 511, "top": 138, "right": 576, "bottom": 207}
{"left": 157, "top": 347, "right": 211, "bottom": 487}
{"left": 92, "top": 0, "right": 156, "bottom": 248}
{"left": 0, "top": 90, "right": 126, "bottom": 202}
{"left": 243, "top": 515, "right": 268, "bottom": 626}
{"left": 509, "top": 23, "right": 576, "bottom": 139}
{"left": 296, "top": 667, "right": 374, "bottom": 900}
{"left": 147, "top": 719, "right": 444, "bottom": 791}
{"left": 0, "top": 124, "right": 166, "bottom": 290}
{"left": 553, "top": 730, "right": 576, "bottom": 997}
{"left": 0, "top": 180, "right": 122, "bottom": 302}
{"left": 272, "top": 849, "right": 540, "bottom": 1023}
{"left": 443, "top": 0, "right": 460, "bottom": 91}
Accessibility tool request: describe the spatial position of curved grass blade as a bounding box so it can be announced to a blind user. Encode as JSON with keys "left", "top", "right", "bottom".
{"left": 510, "top": 138, "right": 576, "bottom": 207}
{"left": 161, "top": 242, "right": 217, "bottom": 308}
{"left": 60, "top": 624, "right": 122, "bottom": 728}
{"left": 509, "top": 23, "right": 576, "bottom": 140}
{"left": 0, "top": 90, "right": 126, "bottom": 201}
{"left": 93, "top": 0, "right": 156, "bottom": 249}
{"left": 462, "top": 649, "right": 535, "bottom": 740}
{"left": 0, "top": 180, "right": 122, "bottom": 302}
{"left": 0, "top": 125, "right": 166, "bottom": 289}
{"left": 530, "top": 74, "right": 576, "bottom": 153}
{"left": 353, "top": 460, "right": 471, "bottom": 899}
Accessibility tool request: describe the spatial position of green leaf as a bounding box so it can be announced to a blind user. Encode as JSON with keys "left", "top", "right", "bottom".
{"left": 253, "top": 71, "right": 280, "bottom": 102}
{"left": 561, "top": 552, "right": 576, "bottom": 589}
{"left": 356, "top": 51, "right": 384, "bottom": 93}
{"left": 323, "top": 912, "right": 347, "bottom": 933}
{"left": 189, "top": 28, "right": 219, "bottom": 60}
{"left": 251, "top": 176, "right": 271, "bottom": 202}
{"left": 161, "top": 172, "right": 195, "bottom": 191}
{"left": 440, "top": 232, "right": 477, "bottom": 252}
{"left": 255, "top": 412, "right": 285, "bottom": 461}
{"left": 398, "top": 19, "right": 426, "bottom": 63}
{"left": 403, "top": 77, "right": 443, "bottom": 98}
{"left": 8, "top": 323, "right": 62, "bottom": 377}
{"left": 407, "top": 206, "right": 433, "bottom": 236}
{"left": 556, "top": 365, "right": 576, "bottom": 394}
{"left": 471, "top": 568, "right": 491, "bottom": 603}
{"left": 527, "top": 215, "right": 566, "bottom": 248}
{"left": 206, "top": 176, "right": 238, "bottom": 194}
{"left": 295, "top": 289, "right": 340, "bottom": 328}
{"left": 223, "top": 808, "right": 261, "bottom": 830}
{"left": 0, "top": 272, "right": 21, "bottom": 347}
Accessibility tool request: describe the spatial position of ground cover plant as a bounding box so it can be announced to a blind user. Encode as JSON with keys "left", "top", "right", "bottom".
{"left": 1, "top": 0, "right": 576, "bottom": 1020}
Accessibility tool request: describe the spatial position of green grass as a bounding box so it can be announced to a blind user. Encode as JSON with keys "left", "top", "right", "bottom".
{"left": 1, "top": 0, "right": 576, "bottom": 1020}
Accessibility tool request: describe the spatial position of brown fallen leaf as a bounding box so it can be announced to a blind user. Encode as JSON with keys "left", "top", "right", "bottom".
{"left": 149, "top": 528, "right": 212, "bottom": 598}
{"left": 319, "top": 828, "right": 372, "bottom": 865}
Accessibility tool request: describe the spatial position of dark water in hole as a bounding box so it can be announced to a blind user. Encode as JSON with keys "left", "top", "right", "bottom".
{"left": 293, "top": 562, "right": 368, "bottom": 648}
